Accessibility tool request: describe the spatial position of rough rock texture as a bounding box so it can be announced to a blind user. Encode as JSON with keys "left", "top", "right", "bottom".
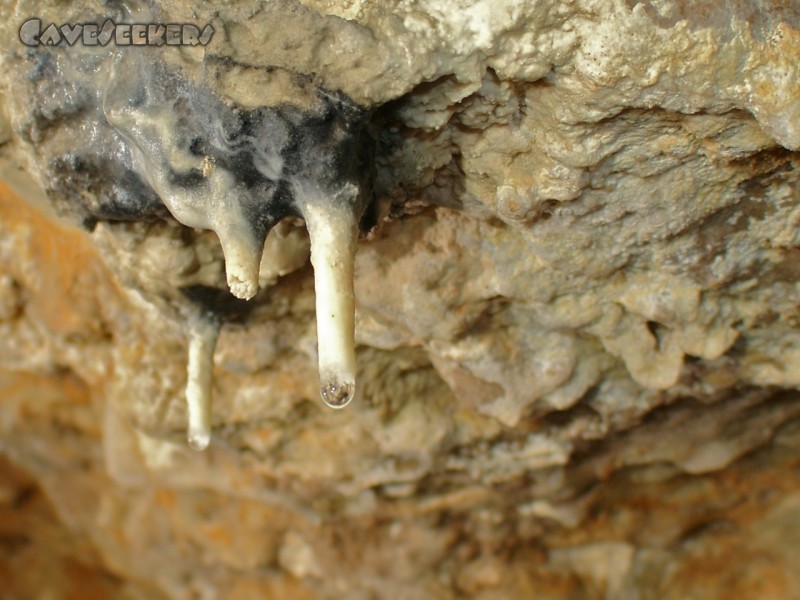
{"left": 1, "top": 0, "right": 800, "bottom": 598}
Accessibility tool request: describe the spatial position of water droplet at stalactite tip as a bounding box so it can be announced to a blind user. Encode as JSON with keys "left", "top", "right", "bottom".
{"left": 320, "top": 380, "right": 355, "bottom": 409}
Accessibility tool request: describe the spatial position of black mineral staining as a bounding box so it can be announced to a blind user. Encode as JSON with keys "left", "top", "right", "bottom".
{"left": 179, "top": 284, "right": 256, "bottom": 322}
{"left": 24, "top": 46, "right": 375, "bottom": 254}
{"left": 46, "top": 153, "right": 168, "bottom": 230}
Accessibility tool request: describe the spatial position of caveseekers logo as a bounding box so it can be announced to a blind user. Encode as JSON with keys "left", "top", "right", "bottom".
{"left": 19, "top": 18, "right": 214, "bottom": 47}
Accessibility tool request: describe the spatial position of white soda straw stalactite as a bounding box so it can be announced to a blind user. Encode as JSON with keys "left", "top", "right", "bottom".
{"left": 296, "top": 183, "right": 359, "bottom": 408}
{"left": 185, "top": 316, "right": 220, "bottom": 451}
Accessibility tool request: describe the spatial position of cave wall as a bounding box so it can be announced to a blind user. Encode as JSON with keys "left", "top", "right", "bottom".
{"left": 1, "top": 1, "right": 799, "bottom": 598}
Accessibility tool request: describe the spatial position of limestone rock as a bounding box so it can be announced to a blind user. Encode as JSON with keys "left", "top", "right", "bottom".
{"left": 0, "top": 1, "right": 799, "bottom": 598}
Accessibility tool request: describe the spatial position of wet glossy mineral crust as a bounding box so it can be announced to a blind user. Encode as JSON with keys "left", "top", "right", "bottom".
{"left": 1, "top": 1, "right": 800, "bottom": 598}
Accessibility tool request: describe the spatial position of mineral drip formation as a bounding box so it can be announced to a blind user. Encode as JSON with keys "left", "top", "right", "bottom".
{"left": 17, "top": 45, "right": 372, "bottom": 449}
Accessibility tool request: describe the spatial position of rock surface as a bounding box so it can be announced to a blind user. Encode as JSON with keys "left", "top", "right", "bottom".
{"left": 0, "top": 0, "right": 799, "bottom": 598}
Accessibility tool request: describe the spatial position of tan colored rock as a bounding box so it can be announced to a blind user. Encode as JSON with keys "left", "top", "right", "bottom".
{"left": 0, "top": 1, "right": 799, "bottom": 598}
